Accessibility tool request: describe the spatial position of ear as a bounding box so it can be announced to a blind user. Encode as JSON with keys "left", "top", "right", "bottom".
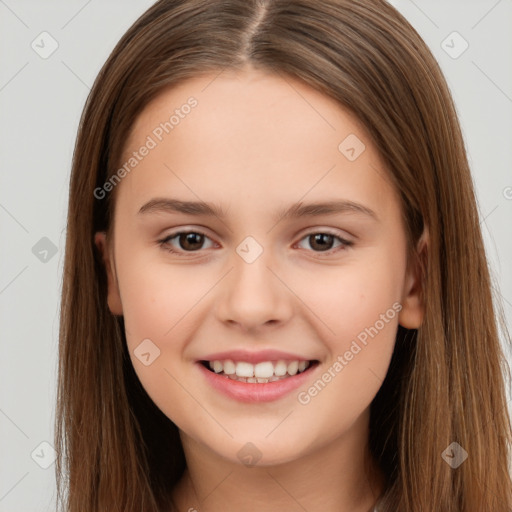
{"left": 94, "top": 231, "right": 123, "bottom": 315}
{"left": 398, "top": 228, "right": 428, "bottom": 329}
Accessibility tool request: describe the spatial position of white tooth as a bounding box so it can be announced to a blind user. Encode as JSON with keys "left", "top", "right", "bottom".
{"left": 254, "top": 361, "right": 274, "bottom": 378}
{"left": 287, "top": 361, "right": 299, "bottom": 376}
{"left": 247, "top": 377, "right": 257, "bottom": 383}
{"left": 256, "top": 377, "right": 269, "bottom": 383}
{"left": 213, "top": 360, "right": 223, "bottom": 373}
{"left": 298, "top": 361, "right": 307, "bottom": 372}
{"left": 269, "top": 375, "right": 280, "bottom": 382}
{"left": 235, "top": 361, "right": 254, "bottom": 377}
{"left": 274, "top": 360, "right": 288, "bottom": 376}
{"left": 223, "top": 359, "right": 236, "bottom": 375}
{"left": 208, "top": 361, "right": 215, "bottom": 370}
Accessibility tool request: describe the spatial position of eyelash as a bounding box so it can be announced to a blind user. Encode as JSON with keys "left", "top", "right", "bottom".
{"left": 157, "top": 229, "right": 353, "bottom": 257}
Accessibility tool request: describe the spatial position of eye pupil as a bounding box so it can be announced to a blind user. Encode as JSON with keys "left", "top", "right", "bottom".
{"left": 180, "top": 232, "right": 204, "bottom": 250}
{"left": 310, "top": 233, "right": 334, "bottom": 251}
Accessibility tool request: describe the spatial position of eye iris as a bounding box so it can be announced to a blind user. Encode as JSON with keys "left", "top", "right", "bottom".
{"left": 170, "top": 232, "right": 342, "bottom": 252}
{"left": 180, "top": 232, "right": 204, "bottom": 251}
{"left": 310, "top": 233, "right": 334, "bottom": 251}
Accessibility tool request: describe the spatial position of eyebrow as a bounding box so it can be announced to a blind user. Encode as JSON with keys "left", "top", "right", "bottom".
{"left": 137, "top": 197, "right": 378, "bottom": 222}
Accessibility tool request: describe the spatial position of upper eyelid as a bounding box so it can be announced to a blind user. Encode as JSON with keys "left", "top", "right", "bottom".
{"left": 159, "top": 229, "right": 217, "bottom": 244}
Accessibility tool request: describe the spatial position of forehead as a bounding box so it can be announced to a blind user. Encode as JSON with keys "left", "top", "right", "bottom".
{"left": 124, "top": 67, "right": 369, "bottom": 159}
{"left": 115, "top": 68, "right": 399, "bottom": 223}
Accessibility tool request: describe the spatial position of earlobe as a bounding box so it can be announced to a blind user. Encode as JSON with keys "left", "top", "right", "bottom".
{"left": 94, "top": 231, "right": 123, "bottom": 316}
{"left": 398, "top": 229, "right": 428, "bottom": 330}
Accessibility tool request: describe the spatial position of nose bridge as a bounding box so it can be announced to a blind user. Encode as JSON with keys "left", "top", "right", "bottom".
{"left": 215, "top": 235, "right": 292, "bottom": 328}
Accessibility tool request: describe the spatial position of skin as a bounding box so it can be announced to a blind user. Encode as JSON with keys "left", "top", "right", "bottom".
{"left": 95, "top": 65, "right": 425, "bottom": 512}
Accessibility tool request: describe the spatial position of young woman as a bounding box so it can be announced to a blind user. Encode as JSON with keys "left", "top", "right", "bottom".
{"left": 56, "top": 1, "right": 512, "bottom": 510}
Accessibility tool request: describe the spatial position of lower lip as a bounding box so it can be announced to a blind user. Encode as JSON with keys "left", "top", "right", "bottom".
{"left": 196, "top": 362, "right": 319, "bottom": 403}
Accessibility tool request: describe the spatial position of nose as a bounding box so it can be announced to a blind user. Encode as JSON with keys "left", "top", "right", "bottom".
{"left": 215, "top": 248, "right": 294, "bottom": 333}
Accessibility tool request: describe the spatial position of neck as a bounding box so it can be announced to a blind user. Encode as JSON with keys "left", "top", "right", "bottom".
{"left": 169, "top": 409, "right": 384, "bottom": 512}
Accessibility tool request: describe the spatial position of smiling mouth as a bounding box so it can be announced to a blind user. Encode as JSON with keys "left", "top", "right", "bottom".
{"left": 199, "top": 359, "right": 320, "bottom": 383}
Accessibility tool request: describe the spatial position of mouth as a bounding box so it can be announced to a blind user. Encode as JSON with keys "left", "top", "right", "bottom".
{"left": 195, "top": 350, "right": 322, "bottom": 402}
{"left": 199, "top": 358, "right": 320, "bottom": 383}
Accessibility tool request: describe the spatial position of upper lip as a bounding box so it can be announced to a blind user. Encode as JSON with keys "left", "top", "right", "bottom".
{"left": 198, "top": 349, "right": 316, "bottom": 364}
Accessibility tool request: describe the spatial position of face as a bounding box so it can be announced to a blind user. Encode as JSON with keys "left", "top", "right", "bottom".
{"left": 95, "top": 66, "right": 423, "bottom": 467}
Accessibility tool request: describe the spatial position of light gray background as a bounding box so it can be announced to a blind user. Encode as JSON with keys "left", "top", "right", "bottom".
{"left": 0, "top": 1, "right": 511, "bottom": 510}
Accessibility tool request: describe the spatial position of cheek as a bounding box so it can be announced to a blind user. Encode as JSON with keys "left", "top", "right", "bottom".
{"left": 291, "top": 250, "right": 403, "bottom": 412}
{"left": 117, "top": 252, "right": 211, "bottom": 347}
{"left": 296, "top": 248, "right": 404, "bottom": 344}
{"left": 115, "top": 253, "right": 221, "bottom": 420}
{"left": 115, "top": 254, "right": 210, "bottom": 426}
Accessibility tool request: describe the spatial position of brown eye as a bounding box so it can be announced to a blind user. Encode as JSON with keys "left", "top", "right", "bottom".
{"left": 177, "top": 232, "right": 205, "bottom": 251}
{"left": 296, "top": 232, "right": 353, "bottom": 254}
{"left": 309, "top": 233, "right": 335, "bottom": 251}
{"left": 159, "top": 231, "right": 215, "bottom": 255}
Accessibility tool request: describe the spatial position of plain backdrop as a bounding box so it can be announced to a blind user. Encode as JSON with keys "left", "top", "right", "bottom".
{"left": 0, "top": 1, "right": 511, "bottom": 510}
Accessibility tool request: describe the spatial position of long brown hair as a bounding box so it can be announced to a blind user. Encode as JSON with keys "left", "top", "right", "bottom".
{"left": 56, "top": 0, "right": 512, "bottom": 510}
